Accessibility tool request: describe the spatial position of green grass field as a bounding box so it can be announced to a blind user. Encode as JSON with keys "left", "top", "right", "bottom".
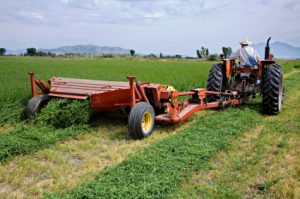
{"left": 0, "top": 56, "right": 299, "bottom": 198}
{"left": 0, "top": 57, "right": 213, "bottom": 101}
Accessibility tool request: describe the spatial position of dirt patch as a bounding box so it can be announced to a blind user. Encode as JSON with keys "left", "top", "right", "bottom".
{"left": 0, "top": 183, "right": 13, "bottom": 193}
{"left": 0, "top": 125, "right": 14, "bottom": 133}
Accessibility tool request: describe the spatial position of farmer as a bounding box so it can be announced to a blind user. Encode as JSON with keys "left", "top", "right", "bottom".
{"left": 230, "top": 38, "right": 260, "bottom": 68}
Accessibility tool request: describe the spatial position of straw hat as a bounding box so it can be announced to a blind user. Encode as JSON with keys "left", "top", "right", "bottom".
{"left": 239, "top": 38, "right": 251, "bottom": 45}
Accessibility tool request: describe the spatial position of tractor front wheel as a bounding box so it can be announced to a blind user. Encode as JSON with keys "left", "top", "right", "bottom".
{"left": 26, "top": 94, "right": 50, "bottom": 118}
{"left": 128, "top": 102, "right": 155, "bottom": 139}
{"left": 262, "top": 64, "right": 284, "bottom": 114}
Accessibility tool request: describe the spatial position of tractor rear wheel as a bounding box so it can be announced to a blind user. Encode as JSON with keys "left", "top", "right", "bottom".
{"left": 128, "top": 102, "right": 155, "bottom": 139}
{"left": 206, "top": 63, "right": 226, "bottom": 102}
{"left": 262, "top": 64, "right": 284, "bottom": 114}
{"left": 26, "top": 94, "right": 50, "bottom": 118}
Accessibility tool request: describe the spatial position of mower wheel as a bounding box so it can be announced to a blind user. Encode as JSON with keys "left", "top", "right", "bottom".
{"left": 26, "top": 94, "right": 50, "bottom": 118}
{"left": 262, "top": 64, "right": 284, "bottom": 115}
{"left": 128, "top": 102, "right": 155, "bottom": 139}
{"left": 207, "top": 63, "right": 226, "bottom": 102}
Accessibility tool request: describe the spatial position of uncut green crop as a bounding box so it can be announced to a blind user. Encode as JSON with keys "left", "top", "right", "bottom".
{"left": 0, "top": 57, "right": 297, "bottom": 103}
{"left": 0, "top": 57, "right": 212, "bottom": 102}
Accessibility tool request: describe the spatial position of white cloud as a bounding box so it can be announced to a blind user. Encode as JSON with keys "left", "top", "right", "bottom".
{"left": 143, "top": 12, "right": 164, "bottom": 18}
{"left": 61, "top": 0, "right": 70, "bottom": 4}
{"left": 31, "top": 12, "right": 44, "bottom": 20}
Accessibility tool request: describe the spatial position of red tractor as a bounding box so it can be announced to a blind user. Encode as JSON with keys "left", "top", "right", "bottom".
{"left": 207, "top": 37, "right": 284, "bottom": 114}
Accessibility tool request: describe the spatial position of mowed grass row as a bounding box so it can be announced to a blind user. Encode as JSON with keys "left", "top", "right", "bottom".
{"left": 46, "top": 105, "right": 263, "bottom": 198}
{"left": 172, "top": 69, "right": 300, "bottom": 198}
{"left": 0, "top": 99, "right": 91, "bottom": 162}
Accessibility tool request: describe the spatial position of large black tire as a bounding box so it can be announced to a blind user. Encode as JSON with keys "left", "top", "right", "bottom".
{"left": 262, "top": 64, "right": 284, "bottom": 115}
{"left": 128, "top": 102, "right": 155, "bottom": 139}
{"left": 206, "top": 63, "right": 226, "bottom": 102}
{"left": 26, "top": 94, "right": 50, "bottom": 118}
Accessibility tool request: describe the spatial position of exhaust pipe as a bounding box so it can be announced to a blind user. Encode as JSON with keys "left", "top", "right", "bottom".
{"left": 264, "top": 37, "right": 271, "bottom": 60}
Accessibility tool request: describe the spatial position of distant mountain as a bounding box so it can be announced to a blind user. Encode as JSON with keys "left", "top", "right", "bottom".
{"left": 4, "top": 42, "right": 300, "bottom": 58}
{"left": 5, "top": 45, "right": 131, "bottom": 55}
{"left": 5, "top": 49, "right": 26, "bottom": 55}
{"left": 251, "top": 42, "right": 300, "bottom": 59}
{"left": 38, "top": 44, "right": 130, "bottom": 55}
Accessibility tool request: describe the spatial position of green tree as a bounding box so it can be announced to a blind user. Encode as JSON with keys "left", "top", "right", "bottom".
{"left": 222, "top": 47, "right": 232, "bottom": 59}
{"left": 0, "top": 48, "right": 5, "bottom": 56}
{"left": 200, "top": 46, "right": 209, "bottom": 58}
{"left": 205, "top": 48, "right": 209, "bottom": 57}
{"left": 199, "top": 47, "right": 210, "bottom": 58}
{"left": 196, "top": 50, "right": 202, "bottom": 58}
{"left": 200, "top": 46, "right": 205, "bottom": 57}
{"left": 159, "top": 52, "right": 163, "bottom": 58}
{"left": 27, "top": 48, "right": 37, "bottom": 56}
{"left": 130, "top": 49, "right": 135, "bottom": 57}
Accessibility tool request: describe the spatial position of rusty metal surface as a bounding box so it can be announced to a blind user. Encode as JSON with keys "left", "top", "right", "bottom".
{"left": 49, "top": 77, "right": 130, "bottom": 99}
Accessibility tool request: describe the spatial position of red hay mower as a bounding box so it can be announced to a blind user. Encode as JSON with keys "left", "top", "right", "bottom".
{"left": 26, "top": 37, "right": 284, "bottom": 139}
{"left": 27, "top": 73, "right": 240, "bottom": 139}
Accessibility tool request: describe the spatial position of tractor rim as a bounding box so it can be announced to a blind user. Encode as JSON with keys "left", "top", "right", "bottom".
{"left": 142, "top": 112, "right": 152, "bottom": 132}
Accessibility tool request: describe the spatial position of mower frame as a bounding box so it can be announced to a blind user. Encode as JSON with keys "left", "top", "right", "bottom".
{"left": 28, "top": 72, "right": 241, "bottom": 125}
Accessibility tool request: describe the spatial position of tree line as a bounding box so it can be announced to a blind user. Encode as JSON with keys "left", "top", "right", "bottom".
{"left": 25, "top": 48, "right": 56, "bottom": 56}
{"left": 0, "top": 46, "right": 233, "bottom": 61}
{"left": 195, "top": 46, "right": 233, "bottom": 61}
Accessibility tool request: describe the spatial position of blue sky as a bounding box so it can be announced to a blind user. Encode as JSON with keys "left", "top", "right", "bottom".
{"left": 0, "top": 0, "right": 299, "bottom": 55}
